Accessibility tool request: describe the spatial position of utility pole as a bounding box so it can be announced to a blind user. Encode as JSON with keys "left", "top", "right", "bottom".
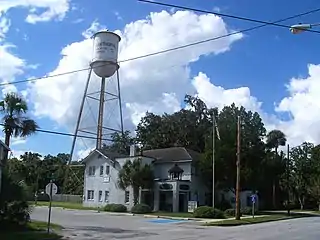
{"left": 235, "top": 115, "right": 241, "bottom": 220}
{"left": 212, "top": 113, "right": 216, "bottom": 209}
{"left": 287, "top": 144, "right": 290, "bottom": 215}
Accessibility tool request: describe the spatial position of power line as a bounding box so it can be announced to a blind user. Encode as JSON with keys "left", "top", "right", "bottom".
{"left": 138, "top": 0, "right": 320, "bottom": 34}
{"left": 1, "top": 5, "right": 319, "bottom": 88}
{"left": 0, "top": 123, "right": 113, "bottom": 142}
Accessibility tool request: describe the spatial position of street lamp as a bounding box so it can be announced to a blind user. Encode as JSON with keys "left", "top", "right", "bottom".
{"left": 290, "top": 23, "right": 320, "bottom": 34}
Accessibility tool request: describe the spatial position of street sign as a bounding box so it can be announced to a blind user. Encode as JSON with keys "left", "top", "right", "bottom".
{"left": 251, "top": 194, "right": 256, "bottom": 203}
{"left": 188, "top": 201, "right": 198, "bottom": 213}
{"left": 251, "top": 194, "right": 257, "bottom": 219}
{"left": 45, "top": 182, "right": 58, "bottom": 196}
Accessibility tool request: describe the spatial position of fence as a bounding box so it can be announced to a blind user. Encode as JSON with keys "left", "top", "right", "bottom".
{"left": 51, "top": 194, "right": 83, "bottom": 203}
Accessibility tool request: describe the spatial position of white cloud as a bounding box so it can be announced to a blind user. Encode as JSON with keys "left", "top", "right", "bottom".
{"left": 0, "top": 0, "right": 70, "bottom": 24}
{"left": 26, "top": 10, "right": 243, "bottom": 158}
{"left": 192, "top": 72, "right": 262, "bottom": 112}
{"left": 82, "top": 20, "right": 106, "bottom": 39}
{"left": 274, "top": 64, "right": 320, "bottom": 146}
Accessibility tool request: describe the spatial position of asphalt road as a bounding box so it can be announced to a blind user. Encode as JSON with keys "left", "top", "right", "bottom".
{"left": 31, "top": 207, "right": 320, "bottom": 240}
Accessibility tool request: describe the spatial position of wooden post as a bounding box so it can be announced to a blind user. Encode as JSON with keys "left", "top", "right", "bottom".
{"left": 235, "top": 115, "right": 241, "bottom": 220}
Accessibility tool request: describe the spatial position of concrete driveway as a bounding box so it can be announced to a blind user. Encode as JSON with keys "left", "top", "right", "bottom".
{"left": 31, "top": 207, "right": 320, "bottom": 240}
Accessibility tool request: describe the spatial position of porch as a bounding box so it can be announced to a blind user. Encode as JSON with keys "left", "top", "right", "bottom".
{"left": 140, "top": 180, "right": 195, "bottom": 213}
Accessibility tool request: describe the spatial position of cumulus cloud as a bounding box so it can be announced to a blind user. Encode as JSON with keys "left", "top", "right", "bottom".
{"left": 274, "top": 64, "right": 320, "bottom": 146}
{"left": 0, "top": 0, "right": 70, "bottom": 24}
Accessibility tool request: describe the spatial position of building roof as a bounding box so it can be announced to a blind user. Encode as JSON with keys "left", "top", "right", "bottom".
{"left": 82, "top": 149, "right": 128, "bottom": 164}
{"left": 142, "top": 147, "right": 201, "bottom": 162}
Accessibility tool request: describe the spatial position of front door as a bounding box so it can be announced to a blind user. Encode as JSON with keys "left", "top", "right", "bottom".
{"left": 179, "top": 192, "right": 187, "bottom": 212}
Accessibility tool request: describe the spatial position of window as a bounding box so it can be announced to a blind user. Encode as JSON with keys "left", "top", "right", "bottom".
{"left": 98, "top": 190, "right": 103, "bottom": 202}
{"left": 88, "top": 166, "right": 96, "bottom": 176}
{"left": 87, "top": 190, "right": 94, "bottom": 200}
{"left": 125, "top": 191, "right": 130, "bottom": 204}
{"left": 105, "top": 191, "right": 109, "bottom": 202}
{"left": 100, "top": 166, "right": 104, "bottom": 176}
{"left": 106, "top": 165, "right": 110, "bottom": 175}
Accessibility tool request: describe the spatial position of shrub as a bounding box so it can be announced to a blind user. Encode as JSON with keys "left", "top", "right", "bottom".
{"left": 103, "top": 204, "right": 127, "bottom": 212}
{"left": 224, "top": 208, "right": 243, "bottom": 217}
{"left": 0, "top": 201, "right": 30, "bottom": 231}
{"left": 241, "top": 206, "right": 258, "bottom": 215}
{"left": 131, "top": 203, "right": 152, "bottom": 214}
{"left": 193, "top": 206, "right": 225, "bottom": 219}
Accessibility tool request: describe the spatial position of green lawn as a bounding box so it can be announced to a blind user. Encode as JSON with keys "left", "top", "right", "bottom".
{"left": 0, "top": 221, "right": 63, "bottom": 240}
{"left": 206, "top": 213, "right": 313, "bottom": 226}
{"left": 32, "top": 201, "right": 97, "bottom": 210}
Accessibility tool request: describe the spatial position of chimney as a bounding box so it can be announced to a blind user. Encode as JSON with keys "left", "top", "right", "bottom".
{"left": 130, "top": 145, "right": 136, "bottom": 157}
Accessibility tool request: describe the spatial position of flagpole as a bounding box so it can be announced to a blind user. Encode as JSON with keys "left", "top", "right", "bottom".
{"left": 212, "top": 113, "right": 215, "bottom": 209}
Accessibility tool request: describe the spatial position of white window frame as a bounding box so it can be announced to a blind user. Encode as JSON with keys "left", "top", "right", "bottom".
{"left": 88, "top": 166, "right": 96, "bottom": 176}
{"left": 106, "top": 165, "right": 110, "bottom": 175}
{"left": 105, "top": 191, "right": 109, "bottom": 202}
{"left": 87, "top": 190, "right": 94, "bottom": 201}
{"left": 98, "top": 190, "right": 103, "bottom": 202}
{"left": 125, "top": 191, "right": 130, "bottom": 204}
{"left": 100, "top": 166, "right": 104, "bottom": 176}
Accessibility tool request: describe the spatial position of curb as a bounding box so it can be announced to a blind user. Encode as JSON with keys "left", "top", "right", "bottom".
{"left": 142, "top": 215, "right": 198, "bottom": 221}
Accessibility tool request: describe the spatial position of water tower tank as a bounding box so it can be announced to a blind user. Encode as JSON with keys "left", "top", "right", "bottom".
{"left": 90, "top": 30, "right": 121, "bottom": 78}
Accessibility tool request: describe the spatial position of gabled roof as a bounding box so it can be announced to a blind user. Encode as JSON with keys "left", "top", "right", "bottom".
{"left": 142, "top": 147, "right": 201, "bottom": 162}
{"left": 82, "top": 149, "right": 128, "bottom": 164}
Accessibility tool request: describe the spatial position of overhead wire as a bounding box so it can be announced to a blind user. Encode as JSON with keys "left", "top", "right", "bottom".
{"left": 0, "top": 5, "right": 319, "bottom": 88}
{"left": 0, "top": 123, "right": 113, "bottom": 142}
{"left": 138, "top": 0, "right": 320, "bottom": 33}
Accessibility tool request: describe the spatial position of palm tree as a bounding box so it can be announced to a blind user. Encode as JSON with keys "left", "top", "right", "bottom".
{"left": 0, "top": 93, "right": 38, "bottom": 165}
{"left": 266, "top": 130, "right": 286, "bottom": 154}
{"left": 118, "top": 158, "right": 154, "bottom": 205}
{"left": 266, "top": 129, "right": 287, "bottom": 209}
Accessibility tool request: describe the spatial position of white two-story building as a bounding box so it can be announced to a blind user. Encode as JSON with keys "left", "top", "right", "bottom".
{"left": 82, "top": 146, "right": 207, "bottom": 212}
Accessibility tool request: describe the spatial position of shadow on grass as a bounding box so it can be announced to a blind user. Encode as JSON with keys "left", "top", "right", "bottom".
{"left": 0, "top": 221, "right": 63, "bottom": 240}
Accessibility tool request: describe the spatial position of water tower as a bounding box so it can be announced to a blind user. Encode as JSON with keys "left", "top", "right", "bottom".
{"left": 68, "top": 30, "right": 124, "bottom": 164}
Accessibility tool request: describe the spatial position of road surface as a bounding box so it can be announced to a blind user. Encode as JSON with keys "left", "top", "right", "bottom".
{"left": 31, "top": 207, "right": 320, "bottom": 240}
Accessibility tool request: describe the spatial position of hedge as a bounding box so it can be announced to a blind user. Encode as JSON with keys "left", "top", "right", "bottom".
{"left": 131, "top": 203, "right": 152, "bottom": 214}
{"left": 103, "top": 204, "right": 127, "bottom": 212}
{"left": 193, "top": 206, "right": 225, "bottom": 219}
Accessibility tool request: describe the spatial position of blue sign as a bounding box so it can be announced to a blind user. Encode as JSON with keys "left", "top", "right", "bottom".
{"left": 251, "top": 194, "right": 256, "bottom": 203}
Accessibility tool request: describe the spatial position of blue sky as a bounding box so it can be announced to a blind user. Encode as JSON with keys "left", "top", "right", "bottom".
{"left": 1, "top": 0, "right": 320, "bottom": 159}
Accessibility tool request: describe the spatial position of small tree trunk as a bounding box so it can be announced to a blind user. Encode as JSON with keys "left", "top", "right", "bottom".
{"left": 318, "top": 203, "right": 320, "bottom": 211}
{"left": 298, "top": 197, "right": 304, "bottom": 210}
{"left": 272, "top": 181, "right": 276, "bottom": 209}
{"left": 133, "top": 187, "right": 139, "bottom": 205}
{"left": 2, "top": 129, "right": 11, "bottom": 166}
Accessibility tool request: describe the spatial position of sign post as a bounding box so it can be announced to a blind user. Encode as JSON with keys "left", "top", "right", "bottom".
{"left": 251, "top": 194, "right": 256, "bottom": 219}
{"left": 45, "top": 181, "right": 58, "bottom": 233}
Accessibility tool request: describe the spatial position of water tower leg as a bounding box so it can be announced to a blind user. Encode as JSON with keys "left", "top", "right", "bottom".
{"left": 63, "top": 68, "right": 92, "bottom": 194}
{"left": 116, "top": 70, "right": 124, "bottom": 135}
{"left": 68, "top": 67, "right": 93, "bottom": 165}
{"left": 96, "top": 77, "right": 106, "bottom": 149}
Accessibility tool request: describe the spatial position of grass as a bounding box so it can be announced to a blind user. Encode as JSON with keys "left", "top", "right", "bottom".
{"left": 206, "top": 212, "right": 315, "bottom": 226}
{"left": 0, "top": 221, "right": 63, "bottom": 240}
{"left": 32, "top": 201, "right": 97, "bottom": 210}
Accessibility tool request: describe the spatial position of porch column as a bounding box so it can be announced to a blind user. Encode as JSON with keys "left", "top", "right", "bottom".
{"left": 153, "top": 189, "right": 159, "bottom": 211}
{"left": 172, "top": 182, "right": 179, "bottom": 212}
{"left": 138, "top": 188, "right": 142, "bottom": 204}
